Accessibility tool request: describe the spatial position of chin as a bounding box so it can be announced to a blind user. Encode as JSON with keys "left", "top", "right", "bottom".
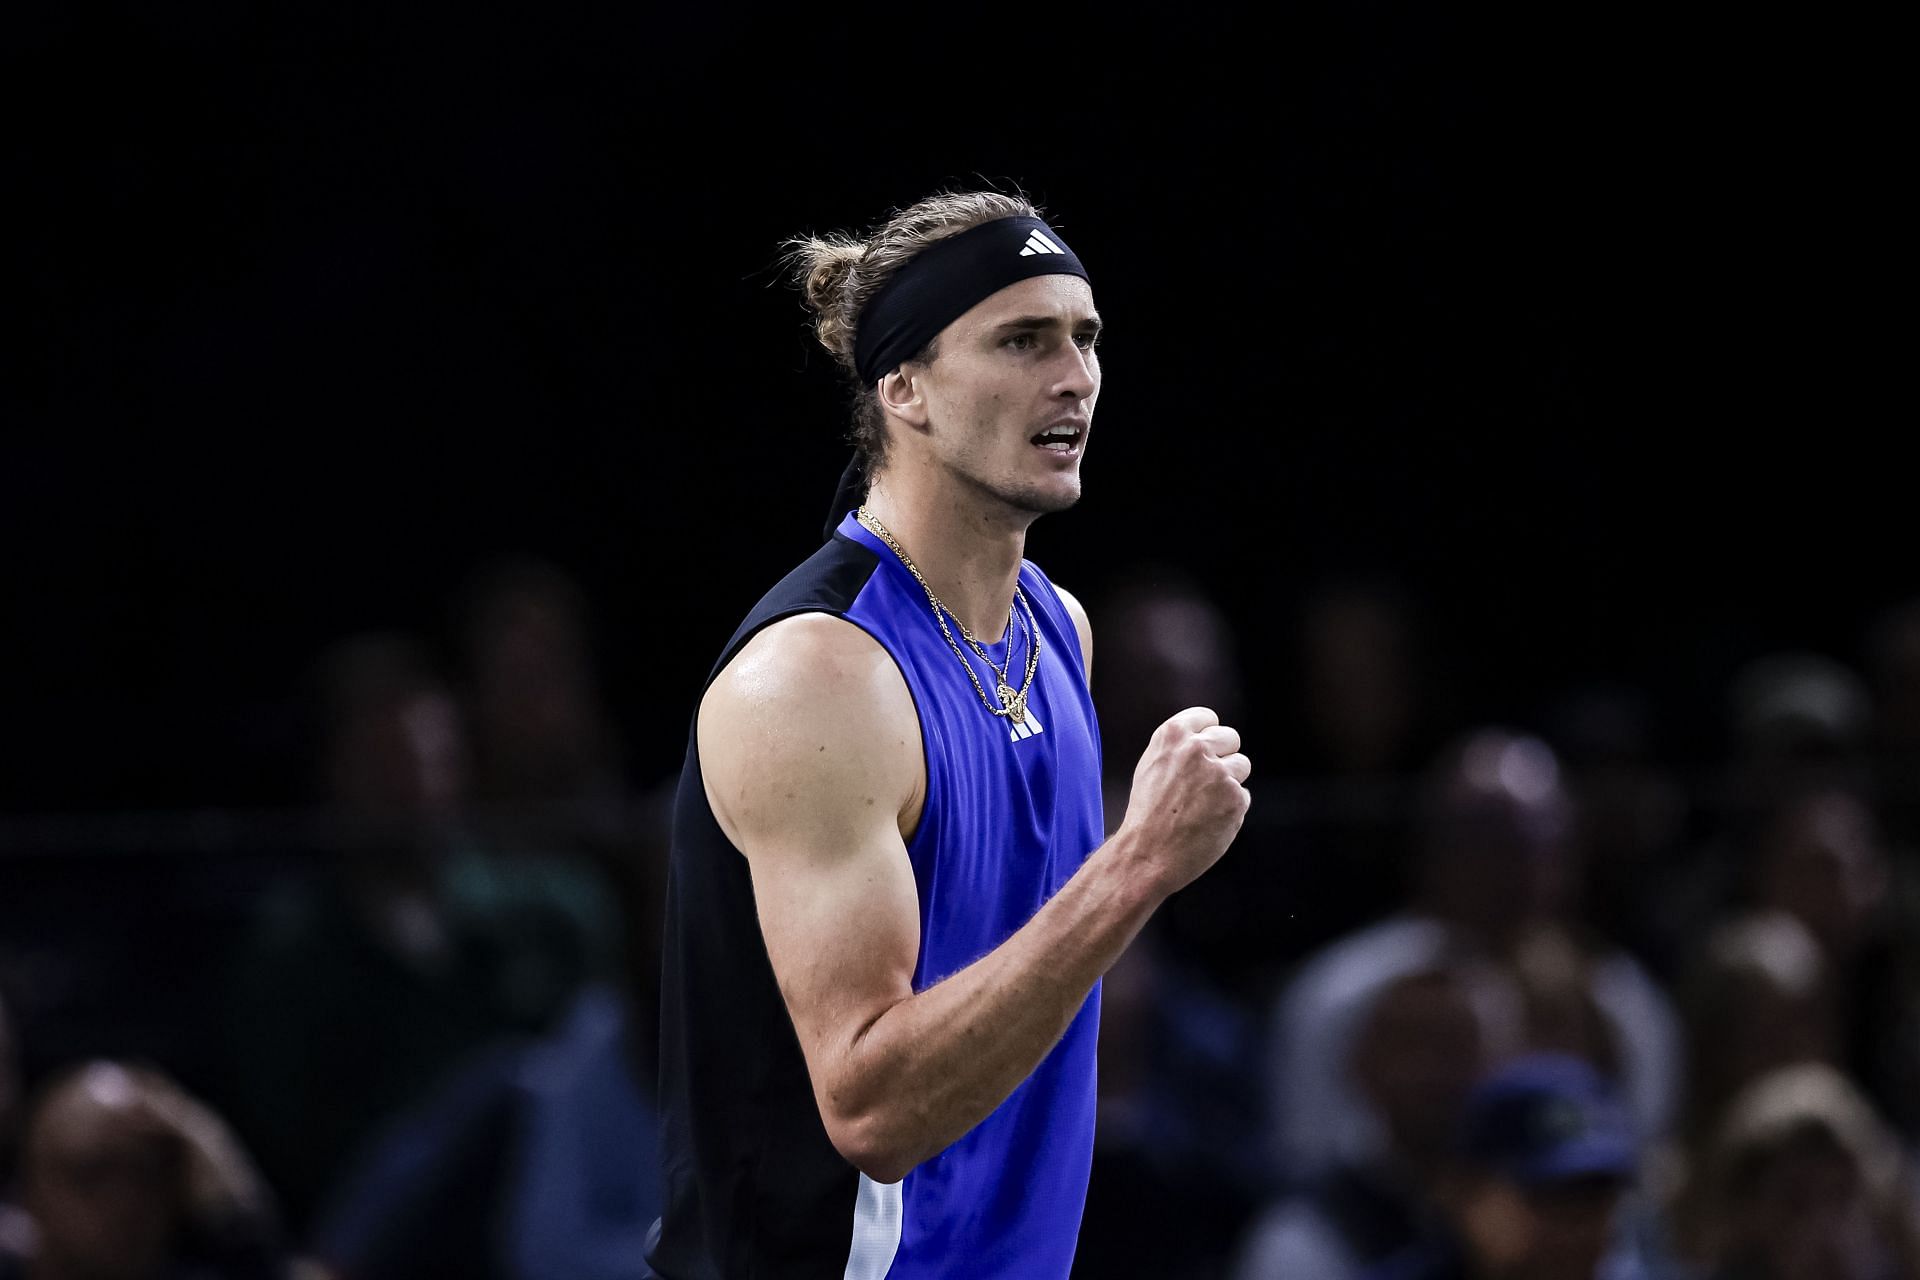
{"left": 1006, "top": 481, "right": 1082, "bottom": 517}
{"left": 958, "top": 461, "right": 1083, "bottom": 518}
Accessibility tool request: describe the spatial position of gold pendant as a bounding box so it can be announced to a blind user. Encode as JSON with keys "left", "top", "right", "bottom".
{"left": 998, "top": 684, "right": 1027, "bottom": 723}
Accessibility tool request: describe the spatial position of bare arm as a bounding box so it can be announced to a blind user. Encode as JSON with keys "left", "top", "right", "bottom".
{"left": 700, "top": 612, "right": 1247, "bottom": 1184}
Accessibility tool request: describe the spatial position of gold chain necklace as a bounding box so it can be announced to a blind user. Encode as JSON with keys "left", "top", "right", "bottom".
{"left": 856, "top": 507, "right": 1040, "bottom": 724}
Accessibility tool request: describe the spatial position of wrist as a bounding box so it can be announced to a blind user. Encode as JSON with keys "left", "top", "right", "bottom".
{"left": 1097, "top": 825, "right": 1174, "bottom": 912}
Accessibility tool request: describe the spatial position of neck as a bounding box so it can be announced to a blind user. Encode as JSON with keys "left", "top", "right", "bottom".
{"left": 861, "top": 472, "right": 1031, "bottom": 640}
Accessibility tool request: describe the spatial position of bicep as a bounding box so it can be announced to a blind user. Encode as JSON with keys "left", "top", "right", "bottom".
{"left": 698, "top": 616, "right": 924, "bottom": 1082}
{"left": 744, "top": 809, "right": 921, "bottom": 1068}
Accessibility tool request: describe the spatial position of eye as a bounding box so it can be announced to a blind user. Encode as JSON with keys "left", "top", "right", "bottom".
{"left": 1073, "top": 331, "right": 1101, "bottom": 351}
{"left": 1004, "top": 332, "right": 1039, "bottom": 350}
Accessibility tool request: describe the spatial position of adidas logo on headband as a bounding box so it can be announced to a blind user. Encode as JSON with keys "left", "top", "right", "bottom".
{"left": 1019, "top": 230, "right": 1066, "bottom": 257}
{"left": 853, "top": 215, "right": 1090, "bottom": 386}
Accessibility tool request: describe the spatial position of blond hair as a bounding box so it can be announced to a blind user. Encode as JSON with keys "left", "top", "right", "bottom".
{"left": 784, "top": 188, "right": 1041, "bottom": 478}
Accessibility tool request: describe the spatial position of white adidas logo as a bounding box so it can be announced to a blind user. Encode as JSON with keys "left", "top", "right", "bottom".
{"left": 1018, "top": 230, "right": 1065, "bottom": 258}
{"left": 1009, "top": 708, "right": 1046, "bottom": 743}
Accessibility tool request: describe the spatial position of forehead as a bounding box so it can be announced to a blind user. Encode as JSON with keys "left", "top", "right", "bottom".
{"left": 947, "top": 274, "right": 1098, "bottom": 335}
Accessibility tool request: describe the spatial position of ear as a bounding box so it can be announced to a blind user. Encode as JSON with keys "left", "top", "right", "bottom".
{"left": 876, "top": 366, "right": 930, "bottom": 430}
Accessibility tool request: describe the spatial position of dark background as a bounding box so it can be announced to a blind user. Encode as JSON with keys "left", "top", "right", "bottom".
{"left": 3, "top": 3, "right": 1906, "bottom": 815}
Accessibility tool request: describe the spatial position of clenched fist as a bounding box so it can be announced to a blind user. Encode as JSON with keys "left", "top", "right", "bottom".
{"left": 1115, "top": 706, "right": 1251, "bottom": 898}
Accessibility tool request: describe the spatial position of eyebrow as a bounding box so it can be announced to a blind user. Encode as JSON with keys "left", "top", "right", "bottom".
{"left": 993, "top": 314, "right": 1104, "bottom": 334}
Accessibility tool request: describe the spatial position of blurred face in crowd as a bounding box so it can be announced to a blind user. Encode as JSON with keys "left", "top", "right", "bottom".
{"left": 22, "top": 1066, "right": 184, "bottom": 1280}
{"left": 1519, "top": 1178, "right": 1625, "bottom": 1280}
{"left": 468, "top": 573, "right": 607, "bottom": 798}
{"left": 327, "top": 688, "right": 470, "bottom": 830}
{"left": 1726, "top": 1130, "right": 1884, "bottom": 1280}
{"left": 1096, "top": 588, "right": 1241, "bottom": 770}
{"left": 1354, "top": 971, "right": 1491, "bottom": 1163}
{"left": 1754, "top": 789, "right": 1886, "bottom": 962}
{"left": 1422, "top": 735, "right": 1574, "bottom": 941}
{"left": 1683, "top": 915, "right": 1838, "bottom": 1133}
{"left": 1302, "top": 585, "right": 1417, "bottom": 774}
{"left": 1454, "top": 1174, "right": 1625, "bottom": 1280}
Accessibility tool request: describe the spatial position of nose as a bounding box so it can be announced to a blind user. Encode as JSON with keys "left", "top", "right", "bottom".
{"left": 1053, "top": 342, "right": 1097, "bottom": 400}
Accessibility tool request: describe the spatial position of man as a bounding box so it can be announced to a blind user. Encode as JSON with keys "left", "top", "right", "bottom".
{"left": 1700, "top": 1063, "right": 1920, "bottom": 1280}
{"left": 1268, "top": 730, "right": 1678, "bottom": 1180}
{"left": 1236, "top": 954, "right": 1521, "bottom": 1280}
{"left": 1374, "top": 1054, "right": 1650, "bottom": 1280}
{"left": 648, "top": 190, "right": 1252, "bottom": 1277}
{"left": 4, "top": 1061, "right": 284, "bottom": 1280}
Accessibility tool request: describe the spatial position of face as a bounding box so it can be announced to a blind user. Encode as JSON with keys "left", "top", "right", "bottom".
{"left": 887, "top": 274, "right": 1101, "bottom": 517}
{"left": 473, "top": 589, "right": 600, "bottom": 779}
{"left": 1454, "top": 1176, "right": 1624, "bottom": 1280}
{"left": 1757, "top": 791, "right": 1886, "bottom": 959}
{"left": 1303, "top": 588, "right": 1415, "bottom": 773}
{"left": 1521, "top": 1180, "right": 1625, "bottom": 1280}
{"left": 330, "top": 690, "right": 470, "bottom": 826}
{"left": 1354, "top": 974, "right": 1487, "bottom": 1159}
{"left": 1733, "top": 1138, "right": 1881, "bottom": 1280}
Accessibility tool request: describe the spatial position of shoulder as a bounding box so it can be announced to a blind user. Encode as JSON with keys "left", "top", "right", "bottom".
{"left": 1040, "top": 579, "right": 1095, "bottom": 677}
{"left": 698, "top": 611, "right": 923, "bottom": 833}
{"left": 706, "top": 612, "right": 910, "bottom": 720}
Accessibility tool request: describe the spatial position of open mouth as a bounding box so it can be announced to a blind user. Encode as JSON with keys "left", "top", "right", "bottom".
{"left": 1030, "top": 423, "right": 1086, "bottom": 454}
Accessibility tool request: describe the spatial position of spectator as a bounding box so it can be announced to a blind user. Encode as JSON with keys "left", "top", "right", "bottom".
{"left": 1277, "top": 579, "right": 1441, "bottom": 962}
{"left": 1749, "top": 782, "right": 1888, "bottom": 969}
{"left": 1743, "top": 782, "right": 1920, "bottom": 1138}
{"left": 1076, "top": 933, "right": 1266, "bottom": 1280}
{"left": 454, "top": 555, "right": 662, "bottom": 1074}
{"left": 1641, "top": 652, "right": 1877, "bottom": 1009}
{"left": 1373, "top": 1053, "right": 1655, "bottom": 1280}
{"left": 1235, "top": 952, "right": 1521, "bottom": 1280}
{"left": 1726, "top": 653, "right": 1873, "bottom": 783}
{"left": 1092, "top": 570, "right": 1246, "bottom": 837}
{"left": 1093, "top": 573, "right": 1269, "bottom": 990}
{"left": 1270, "top": 731, "right": 1680, "bottom": 1179}
{"left": 1660, "top": 912, "right": 1840, "bottom": 1270}
{"left": 456, "top": 555, "right": 628, "bottom": 823}
{"left": 0, "top": 1061, "right": 286, "bottom": 1280}
{"left": 1543, "top": 686, "right": 1687, "bottom": 972}
{"left": 307, "top": 986, "right": 661, "bottom": 1280}
{"left": 1696, "top": 1064, "right": 1920, "bottom": 1280}
{"left": 225, "top": 633, "right": 616, "bottom": 1232}
{"left": 1677, "top": 913, "right": 1837, "bottom": 1145}
{"left": 1296, "top": 578, "right": 1431, "bottom": 781}
{"left": 1079, "top": 574, "right": 1265, "bottom": 1276}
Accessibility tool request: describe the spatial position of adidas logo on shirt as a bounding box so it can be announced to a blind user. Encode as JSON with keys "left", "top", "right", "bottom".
{"left": 1009, "top": 709, "right": 1046, "bottom": 743}
{"left": 1018, "top": 230, "right": 1066, "bottom": 257}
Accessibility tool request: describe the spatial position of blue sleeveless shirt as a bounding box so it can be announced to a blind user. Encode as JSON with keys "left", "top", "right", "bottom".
{"left": 650, "top": 511, "right": 1106, "bottom": 1279}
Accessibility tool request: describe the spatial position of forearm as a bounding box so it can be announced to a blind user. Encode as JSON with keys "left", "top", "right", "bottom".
{"left": 822, "top": 830, "right": 1163, "bottom": 1181}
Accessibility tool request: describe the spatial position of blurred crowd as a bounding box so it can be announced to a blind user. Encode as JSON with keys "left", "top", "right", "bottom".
{"left": 5, "top": 559, "right": 1920, "bottom": 1280}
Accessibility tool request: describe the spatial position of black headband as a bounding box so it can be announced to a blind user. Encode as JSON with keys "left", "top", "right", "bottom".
{"left": 852, "top": 215, "right": 1089, "bottom": 386}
